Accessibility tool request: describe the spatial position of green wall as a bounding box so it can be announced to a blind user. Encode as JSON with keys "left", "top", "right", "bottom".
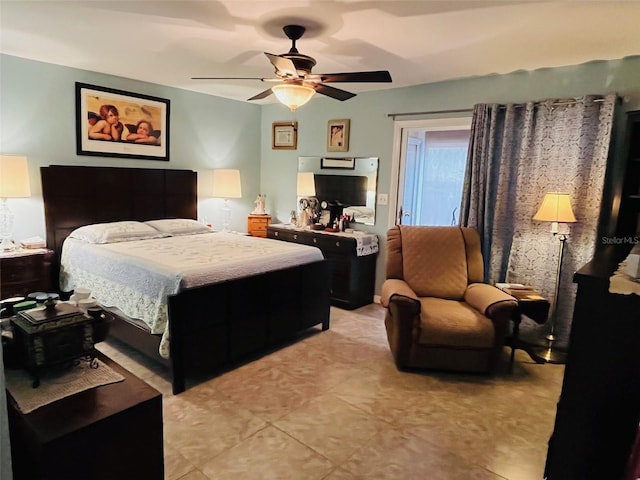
{"left": 259, "top": 56, "right": 640, "bottom": 293}
{"left": 2, "top": 53, "right": 640, "bottom": 295}
{"left": 0, "top": 54, "right": 262, "bottom": 239}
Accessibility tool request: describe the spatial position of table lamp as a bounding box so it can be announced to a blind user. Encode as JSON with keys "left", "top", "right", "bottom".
{"left": 0, "top": 155, "right": 31, "bottom": 251}
{"left": 296, "top": 172, "right": 315, "bottom": 228}
{"left": 532, "top": 192, "right": 577, "bottom": 363}
{"left": 212, "top": 169, "right": 242, "bottom": 232}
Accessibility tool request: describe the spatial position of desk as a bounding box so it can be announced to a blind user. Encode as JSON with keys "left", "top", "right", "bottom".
{"left": 7, "top": 351, "right": 164, "bottom": 480}
{"left": 498, "top": 285, "right": 550, "bottom": 371}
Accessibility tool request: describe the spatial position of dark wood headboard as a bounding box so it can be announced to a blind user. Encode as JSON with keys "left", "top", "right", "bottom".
{"left": 41, "top": 165, "right": 197, "bottom": 285}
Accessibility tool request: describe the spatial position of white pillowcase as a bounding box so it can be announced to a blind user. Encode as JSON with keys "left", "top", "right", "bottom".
{"left": 69, "top": 221, "right": 169, "bottom": 244}
{"left": 144, "top": 218, "right": 213, "bottom": 236}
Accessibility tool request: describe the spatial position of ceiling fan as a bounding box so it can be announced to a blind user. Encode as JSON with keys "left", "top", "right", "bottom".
{"left": 192, "top": 25, "right": 392, "bottom": 110}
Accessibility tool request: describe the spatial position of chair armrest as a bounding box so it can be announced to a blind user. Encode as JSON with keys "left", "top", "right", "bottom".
{"left": 381, "top": 279, "right": 419, "bottom": 307}
{"left": 464, "top": 283, "right": 518, "bottom": 320}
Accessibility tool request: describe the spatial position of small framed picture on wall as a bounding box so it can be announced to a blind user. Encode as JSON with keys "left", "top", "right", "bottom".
{"left": 272, "top": 121, "right": 298, "bottom": 150}
{"left": 327, "top": 119, "right": 350, "bottom": 152}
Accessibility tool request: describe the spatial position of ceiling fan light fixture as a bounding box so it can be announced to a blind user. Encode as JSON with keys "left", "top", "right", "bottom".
{"left": 272, "top": 83, "right": 315, "bottom": 111}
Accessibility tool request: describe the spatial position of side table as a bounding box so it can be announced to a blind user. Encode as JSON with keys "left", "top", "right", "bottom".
{"left": 247, "top": 214, "right": 271, "bottom": 237}
{"left": 498, "top": 284, "right": 550, "bottom": 371}
{"left": 0, "top": 248, "right": 54, "bottom": 299}
{"left": 7, "top": 351, "right": 164, "bottom": 480}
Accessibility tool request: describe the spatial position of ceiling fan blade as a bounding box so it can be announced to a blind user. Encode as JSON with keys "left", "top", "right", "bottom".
{"left": 247, "top": 88, "right": 273, "bottom": 101}
{"left": 312, "top": 84, "right": 356, "bottom": 101}
{"left": 192, "top": 77, "right": 270, "bottom": 81}
{"left": 264, "top": 53, "right": 299, "bottom": 79}
{"left": 308, "top": 71, "right": 392, "bottom": 83}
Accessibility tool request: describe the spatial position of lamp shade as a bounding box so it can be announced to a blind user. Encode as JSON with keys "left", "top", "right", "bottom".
{"left": 272, "top": 84, "right": 315, "bottom": 112}
{"left": 297, "top": 172, "right": 316, "bottom": 197}
{"left": 212, "top": 169, "right": 242, "bottom": 198}
{"left": 533, "top": 192, "right": 576, "bottom": 223}
{"left": 0, "top": 155, "right": 31, "bottom": 198}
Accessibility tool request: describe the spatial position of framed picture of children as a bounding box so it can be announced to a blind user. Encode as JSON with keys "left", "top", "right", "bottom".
{"left": 327, "top": 119, "right": 350, "bottom": 152}
{"left": 75, "top": 82, "right": 170, "bottom": 161}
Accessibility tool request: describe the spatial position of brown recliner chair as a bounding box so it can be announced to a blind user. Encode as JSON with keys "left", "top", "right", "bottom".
{"left": 381, "top": 225, "right": 518, "bottom": 373}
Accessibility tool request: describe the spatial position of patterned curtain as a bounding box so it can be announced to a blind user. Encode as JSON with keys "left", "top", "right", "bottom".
{"left": 460, "top": 94, "right": 617, "bottom": 347}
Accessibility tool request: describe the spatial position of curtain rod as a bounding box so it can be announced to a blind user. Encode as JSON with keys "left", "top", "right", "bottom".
{"left": 386, "top": 108, "right": 472, "bottom": 119}
{"left": 386, "top": 96, "right": 613, "bottom": 120}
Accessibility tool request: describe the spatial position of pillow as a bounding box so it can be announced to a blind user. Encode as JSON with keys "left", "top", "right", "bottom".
{"left": 145, "top": 218, "right": 213, "bottom": 236}
{"left": 69, "top": 221, "right": 169, "bottom": 244}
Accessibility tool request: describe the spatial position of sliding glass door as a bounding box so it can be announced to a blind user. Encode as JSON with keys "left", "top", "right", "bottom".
{"left": 390, "top": 118, "right": 472, "bottom": 227}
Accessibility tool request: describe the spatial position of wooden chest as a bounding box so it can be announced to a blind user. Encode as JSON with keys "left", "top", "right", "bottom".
{"left": 10, "top": 303, "right": 108, "bottom": 387}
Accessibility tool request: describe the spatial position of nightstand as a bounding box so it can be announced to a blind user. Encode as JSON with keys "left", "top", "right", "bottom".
{"left": 247, "top": 214, "right": 271, "bottom": 237}
{"left": 497, "top": 284, "right": 550, "bottom": 371}
{"left": 0, "top": 248, "right": 54, "bottom": 299}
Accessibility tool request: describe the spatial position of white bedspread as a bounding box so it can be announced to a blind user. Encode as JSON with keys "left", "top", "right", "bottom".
{"left": 60, "top": 232, "right": 324, "bottom": 357}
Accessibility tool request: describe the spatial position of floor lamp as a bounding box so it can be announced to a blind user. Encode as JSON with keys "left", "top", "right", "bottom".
{"left": 212, "top": 169, "right": 242, "bottom": 232}
{"left": 0, "top": 155, "right": 31, "bottom": 251}
{"left": 532, "top": 192, "right": 577, "bottom": 364}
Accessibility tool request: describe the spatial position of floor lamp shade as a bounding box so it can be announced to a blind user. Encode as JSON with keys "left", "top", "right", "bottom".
{"left": 0, "top": 155, "right": 31, "bottom": 198}
{"left": 212, "top": 169, "right": 242, "bottom": 199}
{"left": 533, "top": 192, "right": 576, "bottom": 224}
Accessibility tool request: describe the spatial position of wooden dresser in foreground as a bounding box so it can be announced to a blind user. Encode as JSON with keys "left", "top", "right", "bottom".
{"left": 7, "top": 351, "right": 164, "bottom": 480}
{"left": 247, "top": 214, "right": 271, "bottom": 237}
{"left": 544, "top": 246, "right": 640, "bottom": 480}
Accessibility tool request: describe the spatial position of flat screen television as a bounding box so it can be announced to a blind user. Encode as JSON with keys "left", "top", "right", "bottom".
{"left": 314, "top": 174, "right": 367, "bottom": 207}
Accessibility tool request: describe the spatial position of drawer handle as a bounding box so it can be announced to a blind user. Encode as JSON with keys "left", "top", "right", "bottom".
{"left": 294, "top": 234, "right": 297, "bottom": 240}
{"left": 313, "top": 238, "right": 317, "bottom": 243}
{"left": 335, "top": 241, "right": 340, "bottom": 247}
{"left": 275, "top": 232, "right": 279, "bottom": 236}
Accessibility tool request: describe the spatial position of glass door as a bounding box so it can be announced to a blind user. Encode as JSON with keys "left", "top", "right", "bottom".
{"left": 389, "top": 118, "right": 472, "bottom": 227}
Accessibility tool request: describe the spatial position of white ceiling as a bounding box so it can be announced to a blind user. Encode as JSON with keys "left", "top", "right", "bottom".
{"left": 2, "top": 1, "right": 640, "bottom": 105}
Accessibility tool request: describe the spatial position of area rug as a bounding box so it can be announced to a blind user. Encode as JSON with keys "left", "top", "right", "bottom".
{"left": 5, "top": 358, "right": 124, "bottom": 413}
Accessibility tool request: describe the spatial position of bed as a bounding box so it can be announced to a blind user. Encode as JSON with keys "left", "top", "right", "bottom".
{"left": 41, "top": 165, "right": 330, "bottom": 394}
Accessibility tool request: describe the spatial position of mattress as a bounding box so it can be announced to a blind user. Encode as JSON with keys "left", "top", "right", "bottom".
{"left": 60, "top": 232, "right": 324, "bottom": 357}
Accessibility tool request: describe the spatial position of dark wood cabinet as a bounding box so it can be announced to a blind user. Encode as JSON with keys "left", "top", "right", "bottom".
{"left": 0, "top": 249, "right": 54, "bottom": 299}
{"left": 615, "top": 110, "right": 640, "bottom": 238}
{"left": 7, "top": 351, "right": 164, "bottom": 480}
{"left": 544, "top": 248, "right": 640, "bottom": 480}
{"left": 267, "top": 224, "right": 378, "bottom": 309}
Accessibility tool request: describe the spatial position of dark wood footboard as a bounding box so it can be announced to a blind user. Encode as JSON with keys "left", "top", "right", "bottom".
{"left": 169, "top": 260, "right": 330, "bottom": 394}
{"left": 107, "top": 259, "right": 331, "bottom": 394}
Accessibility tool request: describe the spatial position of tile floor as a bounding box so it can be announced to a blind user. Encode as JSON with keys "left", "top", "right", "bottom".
{"left": 97, "top": 303, "right": 565, "bottom": 480}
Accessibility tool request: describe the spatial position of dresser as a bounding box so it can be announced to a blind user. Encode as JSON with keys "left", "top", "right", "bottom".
{"left": 544, "top": 246, "right": 640, "bottom": 480}
{"left": 267, "top": 224, "right": 378, "bottom": 310}
{"left": 0, "top": 249, "right": 54, "bottom": 299}
{"left": 247, "top": 214, "right": 271, "bottom": 237}
{"left": 616, "top": 110, "right": 640, "bottom": 237}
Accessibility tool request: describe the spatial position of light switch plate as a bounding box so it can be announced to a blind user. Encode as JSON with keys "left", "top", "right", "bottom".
{"left": 377, "top": 193, "right": 388, "bottom": 205}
